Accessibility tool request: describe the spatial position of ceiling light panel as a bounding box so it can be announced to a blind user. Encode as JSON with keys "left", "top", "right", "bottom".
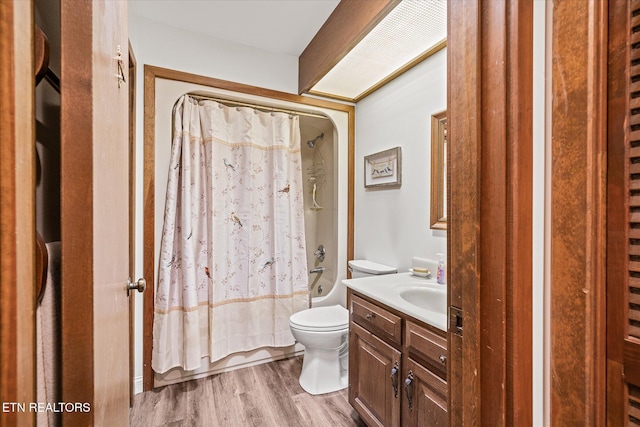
{"left": 310, "top": 0, "right": 447, "bottom": 100}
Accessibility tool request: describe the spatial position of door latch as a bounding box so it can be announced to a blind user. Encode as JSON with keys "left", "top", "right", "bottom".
{"left": 449, "top": 306, "right": 463, "bottom": 336}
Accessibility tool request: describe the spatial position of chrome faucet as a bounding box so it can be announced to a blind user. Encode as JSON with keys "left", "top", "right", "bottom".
{"left": 309, "top": 267, "right": 325, "bottom": 274}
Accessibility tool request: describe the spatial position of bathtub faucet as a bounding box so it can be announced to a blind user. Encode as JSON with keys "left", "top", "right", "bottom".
{"left": 309, "top": 267, "right": 325, "bottom": 274}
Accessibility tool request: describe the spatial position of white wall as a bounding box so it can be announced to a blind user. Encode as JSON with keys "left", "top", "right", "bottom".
{"left": 354, "top": 49, "right": 447, "bottom": 272}
{"left": 129, "top": 14, "right": 299, "bottom": 93}
{"left": 129, "top": 11, "right": 302, "bottom": 393}
{"left": 533, "top": 1, "right": 550, "bottom": 425}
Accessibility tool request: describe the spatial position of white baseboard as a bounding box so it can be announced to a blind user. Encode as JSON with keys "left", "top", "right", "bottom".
{"left": 134, "top": 376, "right": 144, "bottom": 395}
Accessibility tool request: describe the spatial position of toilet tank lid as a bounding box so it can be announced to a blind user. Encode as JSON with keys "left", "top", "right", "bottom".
{"left": 348, "top": 260, "right": 397, "bottom": 275}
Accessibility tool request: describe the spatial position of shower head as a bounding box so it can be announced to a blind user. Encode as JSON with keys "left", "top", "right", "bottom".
{"left": 306, "top": 133, "right": 324, "bottom": 148}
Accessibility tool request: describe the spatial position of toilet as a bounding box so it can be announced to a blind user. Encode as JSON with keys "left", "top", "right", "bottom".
{"left": 289, "top": 259, "right": 397, "bottom": 395}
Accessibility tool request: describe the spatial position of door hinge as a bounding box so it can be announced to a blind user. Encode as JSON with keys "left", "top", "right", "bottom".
{"left": 449, "top": 306, "right": 463, "bottom": 336}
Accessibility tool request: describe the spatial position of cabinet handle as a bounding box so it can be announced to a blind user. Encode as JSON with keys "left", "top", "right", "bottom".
{"left": 366, "top": 313, "right": 375, "bottom": 320}
{"left": 439, "top": 355, "right": 447, "bottom": 365}
{"left": 390, "top": 362, "right": 399, "bottom": 398}
{"left": 404, "top": 371, "right": 414, "bottom": 411}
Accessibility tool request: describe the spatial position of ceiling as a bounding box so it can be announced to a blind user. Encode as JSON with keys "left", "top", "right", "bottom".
{"left": 128, "top": 0, "right": 340, "bottom": 57}
{"left": 129, "top": 0, "right": 447, "bottom": 101}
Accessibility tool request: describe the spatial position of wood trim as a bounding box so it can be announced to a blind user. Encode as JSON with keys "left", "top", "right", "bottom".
{"left": 0, "top": 0, "right": 36, "bottom": 425}
{"left": 307, "top": 39, "right": 448, "bottom": 103}
{"left": 447, "top": 1, "right": 481, "bottom": 424}
{"left": 549, "top": 0, "right": 608, "bottom": 425}
{"left": 607, "top": 0, "right": 630, "bottom": 424}
{"left": 479, "top": 3, "right": 509, "bottom": 419}
{"left": 60, "top": 1, "right": 94, "bottom": 423}
{"left": 142, "top": 65, "right": 355, "bottom": 390}
{"left": 146, "top": 66, "right": 356, "bottom": 113}
{"left": 347, "top": 97, "right": 355, "bottom": 280}
{"left": 504, "top": 1, "right": 534, "bottom": 424}
{"left": 298, "top": 0, "right": 399, "bottom": 94}
{"left": 430, "top": 110, "right": 447, "bottom": 230}
{"left": 142, "top": 66, "right": 156, "bottom": 392}
{"left": 302, "top": 90, "right": 356, "bottom": 105}
{"left": 448, "top": 0, "right": 533, "bottom": 425}
{"left": 351, "top": 38, "right": 447, "bottom": 103}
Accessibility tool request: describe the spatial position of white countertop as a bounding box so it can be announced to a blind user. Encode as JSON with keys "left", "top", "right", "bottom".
{"left": 343, "top": 272, "right": 448, "bottom": 331}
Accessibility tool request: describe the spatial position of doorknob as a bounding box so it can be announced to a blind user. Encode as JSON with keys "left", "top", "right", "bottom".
{"left": 127, "top": 277, "right": 146, "bottom": 296}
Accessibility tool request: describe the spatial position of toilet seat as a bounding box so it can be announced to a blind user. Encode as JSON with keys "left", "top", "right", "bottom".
{"left": 289, "top": 305, "right": 349, "bottom": 332}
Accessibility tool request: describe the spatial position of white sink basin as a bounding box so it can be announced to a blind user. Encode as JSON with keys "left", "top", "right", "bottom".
{"left": 343, "top": 272, "right": 448, "bottom": 331}
{"left": 398, "top": 286, "right": 446, "bottom": 314}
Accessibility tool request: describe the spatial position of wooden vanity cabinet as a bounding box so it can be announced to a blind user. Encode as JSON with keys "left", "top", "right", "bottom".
{"left": 348, "top": 291, "right": 448, "bottom": 427}
{"left": 350, "top": 322, "right": 402, "bottom": 427}
{"left": 351, "top": 293, "right": 402, "bottom": 346}
{"left": 402, "top": 358, "right": 447, "bottom": 427}
{"left": 403, "top": 320, "right": 448, "bottom": 427}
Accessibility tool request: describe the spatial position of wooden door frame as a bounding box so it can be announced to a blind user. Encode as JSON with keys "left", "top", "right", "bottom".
{"left": 0, "top": 0, "right": 36, "bottom": 425}
{"left": 60, "top": 2, "right": 95, "bottom": 423}
{"left": 142, "top": 65, "right": 355, "bottom": 390}
{"left": 449, "top": 0, "right": 612, "bottom": 424}
{"left": 548, "top": 1, "right": 608, "bottom": 424}
{"left": 448, "top": 0, "right": 533, "bottom": 425}
{"left": 606, "top": 0, "right": 629, "bottom": 424}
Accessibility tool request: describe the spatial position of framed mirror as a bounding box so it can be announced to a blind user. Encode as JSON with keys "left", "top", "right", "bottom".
{"left": 430, "top": 110, "right": 447, "bottom": 230}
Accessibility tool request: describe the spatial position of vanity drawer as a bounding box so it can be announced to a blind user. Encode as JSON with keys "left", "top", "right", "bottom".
{"left": 405, "top": 320, "right": 447, "bottom": 380}
{"left": 351, "top": 294, "right": 402, "bottom": 346}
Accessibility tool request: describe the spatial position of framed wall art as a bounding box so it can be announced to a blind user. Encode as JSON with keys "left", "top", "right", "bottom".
{"left": 364, "top": 147, "right": 402, "bottom": 188}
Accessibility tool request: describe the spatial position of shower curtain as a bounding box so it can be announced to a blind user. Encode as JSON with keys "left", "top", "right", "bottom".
{"left": 152, "top": 95, "right": 309, "bottom": 374}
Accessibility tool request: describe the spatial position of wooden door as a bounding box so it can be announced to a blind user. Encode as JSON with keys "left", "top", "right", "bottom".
{"left": 349, "top": 323, "right": 401, "bottom": 427}
{"left": 60, "top": 1, "right": 130, "bottom": 425}
{"left": 402, "top": 358, "right": 447, "bottom": 427}
{"left": 128, "top": 42, "right": 138, "bottom": 407}
{"left": 0, "top": 1, "right": 36, "bottom": 426}
{"left": 607, "top": 0, "right": 640, "bottom": 424}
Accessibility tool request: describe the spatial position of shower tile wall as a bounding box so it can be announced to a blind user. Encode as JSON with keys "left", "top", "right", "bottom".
{"left": 300, "top": 116, "right": 336, "bottom": 298}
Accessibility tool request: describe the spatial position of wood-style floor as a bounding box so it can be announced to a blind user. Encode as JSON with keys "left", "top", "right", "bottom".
{"left": 130, "top": 356, "right": 366, "bottom": 427}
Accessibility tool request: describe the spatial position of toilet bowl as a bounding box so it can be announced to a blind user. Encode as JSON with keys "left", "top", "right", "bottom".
{"left": 289, "top": 305, "right": 349, "bottom": 395}
{"left": 289, "top": 260, "right": 397, "bottom": 395}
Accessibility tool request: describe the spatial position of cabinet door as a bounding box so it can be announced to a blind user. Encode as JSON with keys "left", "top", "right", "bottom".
{"left": 402, "top": 358, "right": 448, "bottom": 427}
{"left": 349, "top": 322, "right": 402, "bottom": 427}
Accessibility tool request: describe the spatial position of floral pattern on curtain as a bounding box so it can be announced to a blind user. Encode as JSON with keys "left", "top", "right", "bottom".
{"left": 152, "top": 95, "right": 309, "bottom": 374}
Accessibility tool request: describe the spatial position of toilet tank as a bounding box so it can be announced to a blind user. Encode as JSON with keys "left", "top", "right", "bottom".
{"left": 348, "top": 260, "right": 397, "bottom": 278}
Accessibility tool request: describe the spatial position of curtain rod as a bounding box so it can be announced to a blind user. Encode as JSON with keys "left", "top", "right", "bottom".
{"left": 186, "top": 94, "right": 330, "bottom": 120}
